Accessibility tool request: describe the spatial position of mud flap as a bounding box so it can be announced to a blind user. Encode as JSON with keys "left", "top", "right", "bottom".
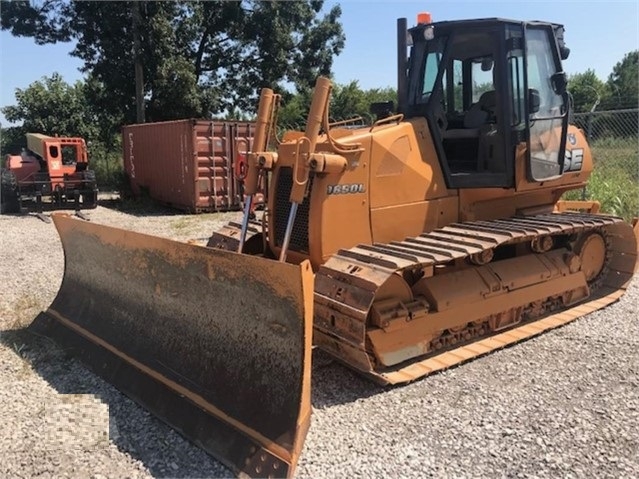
{"left": 31, "top": 213, "right": 314, "bottom": 478}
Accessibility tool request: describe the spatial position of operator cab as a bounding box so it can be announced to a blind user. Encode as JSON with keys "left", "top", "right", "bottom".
{"left": 401, "top": 17, "right": 570, "bottom": 188}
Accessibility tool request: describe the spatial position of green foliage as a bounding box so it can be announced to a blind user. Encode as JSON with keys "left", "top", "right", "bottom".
{"left": 277, "top": 88, "right": 314, "bottom": 127}
{"left": 573, "top": 109, "right": 638, "bottom": 144}
{"left": 87, "top": 138, "right": 126, "bottom": 190}
{"left": 563, "top": 137, "right": 638, "bottom": 221}
{"left": 1, "top": 1, "right": 345, "bottom": 123}
{"left": 331, "top": 81, "right": 397, "bottom": 122}
{"left": 568, "top": 52, "right": 637, "bottom": 112}
{"left": 0, "top": 73, "right": 122, "bottom": 189}
{"left": 1, "top": 73, "right": 98, "bottom": 140}
{"left": 603, "top": 50, "right": 639, "bottom": 109}
{"left": 0, "top": 126, "right": 25, "bottom": 157}
{"left": 278, "top": 81, "right": 397, "bottom": 128}
{"left": 568, "top": 69, "right": 605, "bottom": 113}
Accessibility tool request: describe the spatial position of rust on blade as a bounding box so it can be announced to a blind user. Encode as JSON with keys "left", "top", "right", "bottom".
{"left": 31, "top": 213, "right": 313, "bottom": 478}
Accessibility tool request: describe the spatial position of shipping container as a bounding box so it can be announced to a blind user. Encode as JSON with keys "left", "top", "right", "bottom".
{"left": 122, "top": 119, "right": 263, "bottom": 213}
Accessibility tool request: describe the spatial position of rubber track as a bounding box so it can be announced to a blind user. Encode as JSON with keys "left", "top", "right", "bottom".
{"left": 313, "top": 212, "right": 635, "bottom": 384}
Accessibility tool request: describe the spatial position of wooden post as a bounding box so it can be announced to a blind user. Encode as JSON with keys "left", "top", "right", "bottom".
{"left": 132, "top": 1, "right": 145, "bottom": 123}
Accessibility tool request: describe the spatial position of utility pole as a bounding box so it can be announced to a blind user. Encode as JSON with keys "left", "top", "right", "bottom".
{"left": 132, "top": 1, "right": 145, "bottom": 123}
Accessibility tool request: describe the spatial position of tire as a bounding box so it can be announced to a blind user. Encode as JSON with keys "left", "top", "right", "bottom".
{"left": 1, "top": 169, "right": 19, "bottom": 214}
{"left": 81, "top": 170, "right": 98, "bottom": 209}
{"left": 81, "top": 191, "right": 98, "bottom": 209}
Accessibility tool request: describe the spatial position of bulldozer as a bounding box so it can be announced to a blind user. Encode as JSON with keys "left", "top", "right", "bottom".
{"left": 30, "top": 14, "right": 638, "bottom": 478}
{"left": 1, "top": 133, "right": 98, "bottom": 218}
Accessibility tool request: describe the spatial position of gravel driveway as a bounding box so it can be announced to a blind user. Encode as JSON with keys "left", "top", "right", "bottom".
{"left": 1, "top": 200, "right": 637, "bottom": 478}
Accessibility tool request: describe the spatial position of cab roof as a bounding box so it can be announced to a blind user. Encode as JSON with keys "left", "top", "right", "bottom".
{"left": 408, "top": 17, "right": 565, "bottom": 33}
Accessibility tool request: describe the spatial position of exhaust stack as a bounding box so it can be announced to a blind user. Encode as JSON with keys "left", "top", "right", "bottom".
{"left": 397, "top": 18, "right": 408, "bottom": 115}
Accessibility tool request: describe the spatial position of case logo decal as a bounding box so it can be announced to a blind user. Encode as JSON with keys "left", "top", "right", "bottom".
{"left": 564, "top": 148, "right": 584, "bottom": 172}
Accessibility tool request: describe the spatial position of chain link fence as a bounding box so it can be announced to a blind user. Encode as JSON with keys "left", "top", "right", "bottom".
{"left": 568, "top": 108, "right": 638, "bottom": 220}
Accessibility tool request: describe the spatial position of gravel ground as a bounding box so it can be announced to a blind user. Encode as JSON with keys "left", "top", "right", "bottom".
{"left": 1, "top": 198, "right": 637, "bottom": 478}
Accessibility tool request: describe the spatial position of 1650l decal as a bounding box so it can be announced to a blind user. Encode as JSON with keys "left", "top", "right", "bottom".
{"left": 327, "top": 183, "right": 366, "bottom": 195}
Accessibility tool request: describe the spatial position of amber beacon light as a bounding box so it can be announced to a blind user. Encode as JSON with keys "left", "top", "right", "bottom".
{"left": 417, "top": 11, "right": 432, "bottom": 24}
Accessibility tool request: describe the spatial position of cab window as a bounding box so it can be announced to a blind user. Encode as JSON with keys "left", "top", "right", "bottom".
{"left": 526, "top": 27, "right": 567, "bottom": 181}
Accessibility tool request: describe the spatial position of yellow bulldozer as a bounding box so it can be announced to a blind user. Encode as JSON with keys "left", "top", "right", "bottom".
{"left": 30, "top": 14, "right": 638, "bottom": 478}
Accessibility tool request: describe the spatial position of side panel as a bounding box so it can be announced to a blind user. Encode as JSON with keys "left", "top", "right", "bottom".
{"left": 122, "top": 120, "right": 195, "bottom": 209}
{"left": 267, "top": 135, "right": 374, "bottom": 268}
{"left": 43, "top": 141, "right": 63, "bottom": 175}
{"left": 370, "top": 196, "right": 458, "bottom": 244}
{"left": 314, "top": 135, "right": 374, "bottom": 265}
{"left": 368, "top": 117, "right": 457, "bottom": 242}
{"left": 369, "top": 118, "right": 451, "bottom": 209}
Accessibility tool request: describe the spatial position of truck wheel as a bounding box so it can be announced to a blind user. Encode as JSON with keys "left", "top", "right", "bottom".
{"left": 81, "top": 170, "right": 98, "bottom": 209}
{"left": 82, "top": 191, "right": 98, "bottom": 209}
{"left": 1, "top": 169, "right": 19, "bottom": 214}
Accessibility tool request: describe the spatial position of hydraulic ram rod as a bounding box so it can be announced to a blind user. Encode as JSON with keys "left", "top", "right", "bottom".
{"left": 237, "top": 88, "right": 274, "bottom": 253}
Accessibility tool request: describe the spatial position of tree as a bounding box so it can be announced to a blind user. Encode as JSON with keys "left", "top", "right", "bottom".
{"left": 1, "top": 73, "right": 99, "bottom": 143}
{"left": 277, "top": 88, "right": 314, "bottom": 128}
{"left": 1, "top": 1, "right": 345, "bottom": 123}
{"left": 277, "top": 81, "right": 398, "bottom": 128}
{"left": 331, "top": 81, "right": 396, "bottom": 122}
{"left": 0, "top": 126, "right": 25, "bottom": 158}
{"left": 603, "top": 50, "right": 638, "bottom": 109}
{"left": 0, "top": 73, "right": 123, "bottom": 187}
{"left": 568, "top": 69, "right": 605, "bottom": 113}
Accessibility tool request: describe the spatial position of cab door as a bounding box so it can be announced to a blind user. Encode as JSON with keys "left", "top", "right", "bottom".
{"left": 523, "top": 24, "right": 569, "bottom": 181}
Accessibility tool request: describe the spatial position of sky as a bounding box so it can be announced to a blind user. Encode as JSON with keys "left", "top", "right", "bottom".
{"left": 1, "top": 0, "right": 638, "bottom": 126}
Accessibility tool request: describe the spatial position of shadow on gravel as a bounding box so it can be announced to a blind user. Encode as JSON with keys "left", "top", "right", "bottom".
{"left": 96, "top": 192, "right": 252, "bottom": 220}
{"left": 97, "top": 195, "right": 185, "bottom": 218}
{"left": 0, "top": 326, "right": 230, "bottom": 478}
{"left": 1, "top": 207, "right": 97, "bottom": 223}
{"left": 310, "top": 349, "right": 388, "bottom": 407}
{"left": 1, "top": 324, "right": 387, "bottom": 477}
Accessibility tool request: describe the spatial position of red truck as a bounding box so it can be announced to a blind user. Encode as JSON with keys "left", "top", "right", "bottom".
{"left": 1, "top": 133, "right": 98, "bottom": 214}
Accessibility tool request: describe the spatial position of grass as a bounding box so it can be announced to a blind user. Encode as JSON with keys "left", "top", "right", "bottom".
{"left": 88, "top": 142, "right": 128, "bottom": 192}
{"left": 170, "top": 212, "right": 223, "bottom": 234}
{"left": 170, "top": 217, "right": 194, "bottom": 231}
{"left": 1, "top": 292, "right": 50, "bottom": 358}
{"left": 563, "top": 137, "right": 639, "bottom": 221}
{"left": 8, "top": 293, "right": 44, "bottom": 330}
{"left": 0, "top": 294, "right": 45, "bottom": 378}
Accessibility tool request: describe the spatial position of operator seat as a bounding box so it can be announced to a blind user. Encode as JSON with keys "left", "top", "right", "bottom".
{"left": 443, "top": 90, "right": 496, "bottom": 140}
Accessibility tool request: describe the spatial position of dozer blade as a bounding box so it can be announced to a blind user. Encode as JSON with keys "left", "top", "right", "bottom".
{"left": 30, "top": 213, "right": 314, "bottom": 478}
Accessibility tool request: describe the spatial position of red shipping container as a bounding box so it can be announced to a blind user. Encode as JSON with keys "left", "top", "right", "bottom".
{"left": 122, "top": 119, "right": 262, "bottom": 213}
